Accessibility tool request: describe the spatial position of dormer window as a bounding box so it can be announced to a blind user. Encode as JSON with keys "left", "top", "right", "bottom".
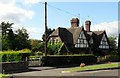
{"left": 75, "top": 31, "right": 89, "bottom": 48}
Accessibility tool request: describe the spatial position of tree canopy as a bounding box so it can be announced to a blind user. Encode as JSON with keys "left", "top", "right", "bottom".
{"left": 118, "top": 34, "right": 120, "bottom": 49}
{"left": 0, "top": 22, "right": 31, "bottom": 50}
{"left": 42, "top": 28, "right": 55, "bottom": 41}
{"left": 108, "top": 36, "right": 117, "bottom": 49}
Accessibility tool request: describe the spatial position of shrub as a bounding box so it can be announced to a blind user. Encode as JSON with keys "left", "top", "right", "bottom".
{"left": 0, "top": 49, "right": 31, "bottom": 62}
{"left": 41, "top": 54, "right": 97, "bottom": 66}
{"left": 47, "top": 42, "right": 63, "bottom": 55}
{"left": 98, "top": 54, "right": 120, "bottom": 62}
{"left": 35, "top": 51, "right": 43, "bottom": 56}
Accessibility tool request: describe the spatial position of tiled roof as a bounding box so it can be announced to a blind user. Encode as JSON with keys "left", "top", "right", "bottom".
{"left": 49, "top": 26, "right": 106, "bottom": 46}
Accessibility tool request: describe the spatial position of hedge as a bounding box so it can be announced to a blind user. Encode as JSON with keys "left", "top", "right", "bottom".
{"left": 0, "top": 49, "right": 31, "bottom": 62}
{"left": 98, "top": 54, "right": 120, "bottom": 62}
{"left": 41, "top": 54, "right": 97, "bottom": 66}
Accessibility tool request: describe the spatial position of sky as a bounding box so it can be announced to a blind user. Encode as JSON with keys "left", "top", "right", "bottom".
{"left": 0, "top": 0, "right": 119, "bottom": 40}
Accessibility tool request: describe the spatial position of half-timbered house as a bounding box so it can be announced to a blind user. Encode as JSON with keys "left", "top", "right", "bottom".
{"left": 48, "top": 18, "right": 110, "bottom": 55}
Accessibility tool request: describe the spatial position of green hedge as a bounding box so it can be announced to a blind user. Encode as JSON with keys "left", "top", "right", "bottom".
{"left": 0, "top": 49, "right": 31, "bottom": 62}
{"left": 98, "top": 54, "right": 120, "bottom": 62}
{"left": 41, "top": 54, "right": 97, "bottom": 66}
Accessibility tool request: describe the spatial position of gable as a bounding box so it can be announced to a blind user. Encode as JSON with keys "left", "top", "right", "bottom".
{"left": 99, "top": 34, "right": 109, "bottom": 49}
{"left": 75, "top": 31, "right": 89, "bottom": 48}
{"left": 67, "top": 27, "right": 82, "bottom": 44}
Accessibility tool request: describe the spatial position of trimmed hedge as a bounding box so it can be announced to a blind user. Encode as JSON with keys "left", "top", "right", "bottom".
{"left": 41, "top": 54, "right": 97, "bottom": 66}
{"left": 0, "top": 49, "right": 31, "bottom": 62}
{"left": 98, "top": 54, "right": 120, "bottom": 62}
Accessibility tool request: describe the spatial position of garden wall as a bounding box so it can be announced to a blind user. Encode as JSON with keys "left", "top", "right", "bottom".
{"left": 0, "top": 61, "right": 28, "bottom": 73}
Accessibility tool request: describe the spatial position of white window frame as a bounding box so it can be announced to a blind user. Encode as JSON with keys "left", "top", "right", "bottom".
{"left": 99, "top": 34, "right": 109, "bottom": 49}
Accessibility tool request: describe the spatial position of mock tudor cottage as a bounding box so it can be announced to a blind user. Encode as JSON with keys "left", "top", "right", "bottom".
{"left": 48, "top": 18, "right": 110, "bottom": 55}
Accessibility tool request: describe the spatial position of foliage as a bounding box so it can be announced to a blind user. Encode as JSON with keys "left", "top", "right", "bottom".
{"left": 42, "top": 28, "right": 55, "bottom": 41}
{"left": 35, "top": 51, "right": 43, "bottom": 56}
{"left": 0, "top": 22, "right": 31, "bottom": 50}
{"left": 0, "top": 22, "right": 15, "bottom": 50}
{"left": 0, "top": 74, "right": 9, "bottom": 78}
{"left": 41, "top": 54, "right": 97, "bottom": 66}
{"left": 118, "top": 33, "right": 120, "bottom": 49}
{"left": 0, "top": 49, "right": 31, "bottom": 62}
{"left": 14, "top": 28, "right": 31, "bottom": 50}
{"left": 47, "top": 42, "right": 63, "bottom": 55}
{"left": 108, "top": 36, "right": 117, "bottom": 49}
{"left": 30, "top": 39, "right": 44, "bottom": 52}
{"left": 29, "top": 56, "right": 41, "bottom": 58}
{"left": 98, "top": 54, "right": 119, "bottom": 62}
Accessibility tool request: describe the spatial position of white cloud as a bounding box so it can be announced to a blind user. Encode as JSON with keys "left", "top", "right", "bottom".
{"left": 0, "top": 0, "right": 34, "bottom": 24}
{"left": 0, "top": 0, "right": 40, "bottom": 39}
{"left": 24, "top": 0, "right": 41, "bottom": 4}
{"left": 91, "top": 21, "right": 118, "bottom": 36}
{"left": 11, "top": 24, "right": 43, "bottom": 40}
{"left": 0, "top": 0, "right": 15, "bottom": 4}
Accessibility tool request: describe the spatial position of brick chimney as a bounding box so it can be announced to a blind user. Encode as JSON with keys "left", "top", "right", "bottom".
{"left": 85, "top": 20, "right": 91, "bottom": 32}
{"left": 70, "top": 18, "right": 79, "bottom": 27}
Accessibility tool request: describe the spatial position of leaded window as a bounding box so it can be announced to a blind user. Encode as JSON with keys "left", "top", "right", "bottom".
{"left": 99, "top": 34, "right": 109, "bottom": 49}
{"left": 75, "top": 31, "right": 89, "bottom": 48}
{"left": 49, "top": 37, "right": 61, "bottom": 45}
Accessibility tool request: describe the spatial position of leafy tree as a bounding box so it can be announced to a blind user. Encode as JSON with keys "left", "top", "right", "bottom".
{"left": 47, "top": 42, "right": 63, "bottom": 55}
{"left": 0, "top": 22, "right": 31, "bottom": 50}
{"left": 0, "top": 22, "right": 15, "bottom": 50}
{"left": 108, "top": 36, "right": 117, "bottom": 49}
{"left": 42, "top": 28, "right": 55, "bottom": 41}
{"left": 30, "top": 39, "right": 43, "bottom": 52}
{"left": 15, "top": 28, "right": 31, "bottom": 50}
{"left": 118, "top": 34, "right": 120, "bottom": 49}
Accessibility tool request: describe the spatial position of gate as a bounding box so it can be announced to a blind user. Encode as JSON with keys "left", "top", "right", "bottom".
{"left": 28, "top": 58, "right": 42, "bottom": 67}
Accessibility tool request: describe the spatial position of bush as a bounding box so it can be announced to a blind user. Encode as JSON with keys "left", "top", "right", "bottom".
{"left": 0, "top": 49, "right": 31, "bottom": 62}
{"left": 98, "top": 54, "right": 120, "bottom": 62}
{"left": 35, "top": 51, "right": 43, "bottom": 56}
{"left": 41, "top": 54, "right": 97, "bottom": 66}
{"left": 47, "top": 42, "right": 63, "bottom": 55}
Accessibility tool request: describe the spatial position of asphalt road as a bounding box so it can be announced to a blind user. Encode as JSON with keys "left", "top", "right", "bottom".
{"left": 11, "top": 67, "right": 119, "bottom": 78}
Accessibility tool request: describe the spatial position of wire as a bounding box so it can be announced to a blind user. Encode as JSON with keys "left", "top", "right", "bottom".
{"left": 39, "top": 2, "right": 101, "bottom": 25}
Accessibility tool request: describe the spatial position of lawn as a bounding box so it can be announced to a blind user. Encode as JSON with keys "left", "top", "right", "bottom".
{"left": 63, "top": 62, "right": 120, "bottom": 72}
{"left": 0, "top": 74, "right": 9, "bottom": 78}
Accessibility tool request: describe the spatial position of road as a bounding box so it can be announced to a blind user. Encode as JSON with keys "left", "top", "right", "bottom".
{"left": 11, "top": 67, "right": 119, "bottom": 78}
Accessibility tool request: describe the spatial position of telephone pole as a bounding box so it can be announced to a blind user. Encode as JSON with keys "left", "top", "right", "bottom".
{"left": 44, "top": 2, "right": 47, "bottom": 56}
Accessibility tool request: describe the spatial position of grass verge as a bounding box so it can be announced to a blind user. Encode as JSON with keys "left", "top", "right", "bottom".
{"left": 0, "top": 74, "right": 9, "bottom": 78}
{"left": 64, "top": 62, "right": 120, "bottom": 72}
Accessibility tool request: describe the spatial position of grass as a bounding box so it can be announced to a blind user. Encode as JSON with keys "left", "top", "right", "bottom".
{"left": 0, "top": 74, "right": 9, "bottom": 78}
{"left": 65, "top": 62, "right": 120, "bottom": 72}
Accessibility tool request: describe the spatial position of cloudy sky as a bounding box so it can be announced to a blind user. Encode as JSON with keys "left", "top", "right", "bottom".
{"left": 0, "top": 0, "right": 119, "bottom": 40}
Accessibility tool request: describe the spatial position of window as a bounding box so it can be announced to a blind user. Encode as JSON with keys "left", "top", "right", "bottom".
{"left": 99, "top": 34, "right": 109, "bottom": 49}
{"left": 49, "top": 37, "right": 61, "bottom": 45}
{"left": 75, "top": 31, "right": 89, "bottom": 48}
{"left": 89, "top": 38, "right": 93, "bottom": 44}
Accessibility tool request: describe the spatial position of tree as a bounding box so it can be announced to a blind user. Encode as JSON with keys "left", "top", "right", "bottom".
{"left": 0, "top": 22, "right": 31, "bottom": 50}
{"left": 30, "top": 39, "right": 43, "bottom": 52}
{"left": 108, "top": 36, "right": 117, "bottom": 49}
{"left": 118, "top": 34, "right": 120, "bottom": 49}
{"left": 15, "top": 28, "right": 31, "bottom": 50}
{"left": 0, "top": 22, "right": 15, "bottom": 50}
{"left": 42, "top": 28, "right": 55, "bottom": 41}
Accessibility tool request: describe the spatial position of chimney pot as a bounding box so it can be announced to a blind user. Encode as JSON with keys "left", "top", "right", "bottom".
{"left": 85, "top": 20, "right": 91, "bottom": 32}
{"left": 70, "top": 18, "right": 79, "bottom": 27}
